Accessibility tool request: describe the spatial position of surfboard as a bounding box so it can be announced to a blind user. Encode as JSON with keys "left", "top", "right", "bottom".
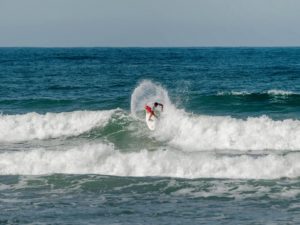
{"left": 145, "top": 112, "right": 156, "bottom": 131}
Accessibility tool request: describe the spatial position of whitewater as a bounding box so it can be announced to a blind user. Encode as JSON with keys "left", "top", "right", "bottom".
{"left": 1, "top": 143, "right": 299, "bottom": 179}
{"left": 1, "top": 80, "right": 300, "bottom": 179}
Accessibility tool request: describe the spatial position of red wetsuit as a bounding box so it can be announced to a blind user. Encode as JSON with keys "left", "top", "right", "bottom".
{"left": 145, "top": 105, "right": 152, "bottom": 113}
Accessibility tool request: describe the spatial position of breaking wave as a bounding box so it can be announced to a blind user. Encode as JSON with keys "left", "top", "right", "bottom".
{"left": 0, "top": 143, "right": 299, "bottom": 179}
{"left": 131, "top": 81, "right": 300, "bottom": 151}
{"left": 0, "top": 110, "right": 115, "bottom": 142}
{"left": 1, "top": 80, "right": 300, "bottom": 179}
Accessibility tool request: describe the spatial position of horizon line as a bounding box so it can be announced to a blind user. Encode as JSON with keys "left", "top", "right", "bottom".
{"left": 1, "top": 45, "right": 300, "bottom": 48}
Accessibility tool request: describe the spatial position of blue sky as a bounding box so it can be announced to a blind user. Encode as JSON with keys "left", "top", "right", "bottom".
{"left": 0, "top": 0, "right": 300, "bottom": 47}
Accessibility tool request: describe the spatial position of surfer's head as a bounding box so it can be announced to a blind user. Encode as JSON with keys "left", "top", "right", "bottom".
{"left": 154, "top": 102, "right": 158, "bottom": 107}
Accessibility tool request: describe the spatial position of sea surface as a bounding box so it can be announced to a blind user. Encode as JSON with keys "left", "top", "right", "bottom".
{"left": 0, "top": 47, "right": 300, "bottom": 224}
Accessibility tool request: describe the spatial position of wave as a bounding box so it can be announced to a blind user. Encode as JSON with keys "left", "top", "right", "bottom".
{"left": 0, "top": 110, "right": 115, "bottom": 142}
{"left": 156, "top": 113, "right": 300, "bottom": 151}
{"left": 131, "top": 81, "right": 300, "bottom": 151}
{"left": 267, "top": 89, "right": 295, "bottom": 95}
{"left": 217, "top": 91, "right": 251, "bottom": 96}
{"left": 1, "top": 80, "right": 300, "bottom": 179}
{"left": 2, "top": 80, "right": 300, "bottom": 153}
{"left": 0, "top": 143, "right": 299, "bottom": 179}
{"left": 217, "top": 89, "right": 297, "bottom": 96}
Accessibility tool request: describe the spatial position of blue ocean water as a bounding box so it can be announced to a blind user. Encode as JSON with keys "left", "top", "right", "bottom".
{"left": 0, "top": 47, "right": 300, "bottom": 224}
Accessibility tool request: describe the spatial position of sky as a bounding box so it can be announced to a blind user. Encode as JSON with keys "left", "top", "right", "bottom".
{"left": 0, "top": 0, "right": 300, "bottom": 47}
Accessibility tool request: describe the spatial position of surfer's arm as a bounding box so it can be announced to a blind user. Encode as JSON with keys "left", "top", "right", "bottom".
{"left": 158, "top": 103, "right": 163, "bottom": 111}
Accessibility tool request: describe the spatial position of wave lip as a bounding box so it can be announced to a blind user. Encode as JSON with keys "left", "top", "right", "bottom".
{"left": 0, "top": 143, "right": 299, "bottom": 179}
{"left": 0, "top": 110, "right": 115, "bottom": 142}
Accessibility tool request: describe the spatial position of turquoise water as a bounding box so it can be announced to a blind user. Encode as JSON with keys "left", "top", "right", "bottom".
{"left": 0, "top": 48, "right": 300, "bottom": 224}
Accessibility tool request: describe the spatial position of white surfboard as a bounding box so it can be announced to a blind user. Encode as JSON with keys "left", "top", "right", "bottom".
{"left": 145, "top": 112, "right": 156, "bottom": 131}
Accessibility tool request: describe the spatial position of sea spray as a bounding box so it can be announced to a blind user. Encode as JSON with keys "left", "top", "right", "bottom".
{"left": 130, "top": 80, "right": 171, "bottom": 119}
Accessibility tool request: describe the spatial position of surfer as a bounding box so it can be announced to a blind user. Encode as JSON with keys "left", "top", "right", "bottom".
{"left": 145, "top": 105, "right": 156, "bottom": 121}
{"left": 145, "top": 102, "right": 164, "bottom": 121}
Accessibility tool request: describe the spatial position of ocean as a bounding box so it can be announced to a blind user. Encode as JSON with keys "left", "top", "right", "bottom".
{"left": 0, "top": 47, "right": 300, "bottom": 224}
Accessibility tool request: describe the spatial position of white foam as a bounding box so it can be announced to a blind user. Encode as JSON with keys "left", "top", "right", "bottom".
{"left": 0, "top": 143, "right": 299, "bottom": 179}
{"left": 0, "top": 110, "right": 114, "bottom": 142}
{"left": 171, "top": 182, "right": 298, "bottom": 200}
{"left": 130, "top": 81, "right": 300, "bottom": 151}
{"left": 156, "top": 111, "right": 300, "bottom": 151}
{"left": 217, "top": 90, "right": 295, "bottom": 96}
{"left": 217, "top": 91, "right": 251, "bottom": 96}
{"left": 267, "top": 89, "right": 294, "bottom": 95}
{"left": 274, "top": 188, "right": 300, "bottom": 199}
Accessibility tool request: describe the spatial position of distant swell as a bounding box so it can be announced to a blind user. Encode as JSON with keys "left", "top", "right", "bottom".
{"left": 0, "top": 110, "right": 115, "bottom": 142}
{"left": 217, "top": 89, "right": 297, "bottom": 96}
{"left": 0, "top": 143, "right": 299, "bottom": 179}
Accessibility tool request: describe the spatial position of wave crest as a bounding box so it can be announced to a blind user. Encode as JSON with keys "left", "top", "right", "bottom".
{"left": 0, "top": 143, "right": 299, "bottom": 179}
{"left": 156, "top": 112, "right": 300, "bottom": 151}
{"left": 217, "top": 89, "right": 296, "bottom": 96}
{"left": 0, "top": 110, "right": 115, "bottom": 142}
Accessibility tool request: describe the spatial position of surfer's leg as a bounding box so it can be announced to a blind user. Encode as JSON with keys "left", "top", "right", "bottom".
{"left": 149, "top": 112, "right": 153, "bottom": 121}
{"left": 149, "top": 111, "right": 156, "bottom": 121}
